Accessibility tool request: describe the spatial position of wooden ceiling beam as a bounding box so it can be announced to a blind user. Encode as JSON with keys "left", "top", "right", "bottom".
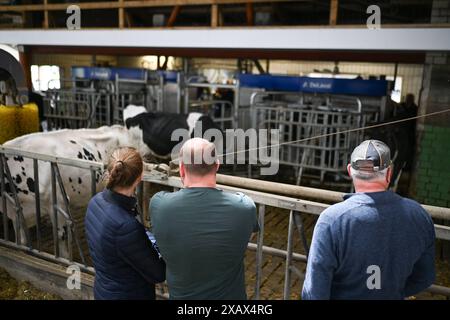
{"left": 329, "top": 0, "right": 338, "bottom": 26}
{"left": 167, "top": 5, "right": 181, "bottom": 27}
{"left": 28, "top": 45, "right": 426, "bottom": 64}
{"left": 0, "top": 0, "right": 304, "bottom": 12}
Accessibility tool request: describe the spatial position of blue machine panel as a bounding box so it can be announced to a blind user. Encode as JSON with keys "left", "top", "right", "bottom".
{"left": 71, "top": 66, "right": 178, "bottom": 83}
{"left": 238, "top": 74, "right": 388, "bottom": 97}
{"left": 157, "top": 70, "right": 178, "bottom": 83}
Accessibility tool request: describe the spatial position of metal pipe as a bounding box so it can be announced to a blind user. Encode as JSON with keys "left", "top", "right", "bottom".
{"left": 0, "top": 146, "right": 103, "bottom": 170}
{"left": 0, "top": 154, "right": 8, "bottom": 241}
{"left": 50, "top": 163, "right": 59, "bottom": 258}
{"left": 33, "top": 159, "right": 41, "bottom": 250}
{"left": 54, "top": 164, "right": 86, "bottom": 266}
{"left": 187, "top": 82, "right": 236, "bottom": 90}
{"left": 283, "top": 211, "right": 295, "bottom": 300}
{"left": 247, "top": 242, "right": 307, "bottom": 263}
{"left": 216, "top": 173, "right": 343, "bottom": 203}
{"left": 254, "top": 204, "right": 265, "bottom": 300}
{"left": 0, "top": 239, "right": 94, "bottom": 275}
{"left": 3, "top": 157, "right": 30, "bottom": 247}
{"left": 215, "top": 173, "right": 450, "bottom": 221}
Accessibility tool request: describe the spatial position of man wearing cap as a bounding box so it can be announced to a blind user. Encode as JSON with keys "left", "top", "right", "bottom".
{"left": 302, "top": 140, "right": 435, "bottom": 300}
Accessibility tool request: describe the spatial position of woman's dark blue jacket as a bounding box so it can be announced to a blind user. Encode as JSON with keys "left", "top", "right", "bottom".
{"left": 85, "top": 189, "right": 165, "bottom": 300}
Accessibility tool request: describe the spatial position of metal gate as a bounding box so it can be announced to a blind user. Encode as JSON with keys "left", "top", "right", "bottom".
{"left": 250, "top": 91, "right": 380, "bottom": 186}
{"left": 43, "top": 73, "right": 168, "bottom": 130}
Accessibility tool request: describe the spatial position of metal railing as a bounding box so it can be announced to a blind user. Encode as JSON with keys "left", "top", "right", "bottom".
{"left": 1, "top": 146, "right": 449, "bottom": 299}
{"left": 142, "top": 173, "right": 450, "bottom": 299}
{"left": 43, "top": 73, "right": 170, "bottom": 130}
{"left": 0, "top": 146, "right": 102, "bottom": 274}
{"left": 249, "top": 91, "right": 381, "bottom": 186}
{"left": 188, "top": 100, "right": 235, "bottom": 131}
{"left": 183, "top": 79, "right": 240, "bottom": 129}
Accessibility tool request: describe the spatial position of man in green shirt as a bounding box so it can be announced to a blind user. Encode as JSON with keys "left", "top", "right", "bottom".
{"left": 150, "top": 138, "right": 258, "bottom": 299}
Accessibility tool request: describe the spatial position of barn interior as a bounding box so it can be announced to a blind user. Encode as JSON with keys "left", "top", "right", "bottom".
{"left": 0, "top": 0, "right": 449, "bottom": 301}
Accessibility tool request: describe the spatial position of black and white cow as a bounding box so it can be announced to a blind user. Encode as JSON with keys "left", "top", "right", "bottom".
{"left": 1, "top": 106, "right": 220, "bottom": 258}
{"left": 123, "top": 105, "right": 223, "bottom": 160}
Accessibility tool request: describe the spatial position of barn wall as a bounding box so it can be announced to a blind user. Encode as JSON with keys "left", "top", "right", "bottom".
{"left": 413, "top": 53, "right": 450, "bottom": 208}
{"left": 31, "top": 54, "right": 118, "bottom": 87}
{"left": 413, "top": 0, "right": 450, "bottom": 208}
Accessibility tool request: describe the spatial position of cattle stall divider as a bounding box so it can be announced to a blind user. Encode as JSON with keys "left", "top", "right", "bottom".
{"left": 44, "top": 72, "right": 174, "bottom": 130}
{"left": 183, "top": 79, "right": 240, "bottom": 130}
{"left": 249, "top": 91, "right": 381, "bottom": 187}
{"left": 0, "top": 146, "right": 103, "bottom": 271}
{"left": 0, "top": 146, "right": 450, "bottom": 299}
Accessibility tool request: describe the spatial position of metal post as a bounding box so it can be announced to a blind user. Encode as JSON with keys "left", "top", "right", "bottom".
{"left": 293, "top": 211, "right": 309, "bottom": 256}
{"left": 54, "top": 164, "right": 86, "bottom": 265}
{"left": 254, "top": 204, "right": 265, "bottom": 299}
{"left": 0, "top": 154, "right": 8, "bottom": 241}
{"left": 283, "top": 210, "right": 295, "bottom": 300}
{"left": 67, "top": 219, "right": 74, "bottom": 261}
{"left": 233, "top": 79, "right": 240, "bottom": 129}
{"left": 33, "top": 159, "right": 42, "bottom": 250}
{"left": 176, "top": 72, "right": 182, "bottom": 114}
{"left": 158, "top": 75, "right": 164, "bottom": 112}
{"left": 184, "top": 77, "right": 189, "bottom": 115}
{"left": 51, "top": 163, "right": 59, "bottom": 258}
{"left": 2, "top": 157, "right": 28, "bottom": 247}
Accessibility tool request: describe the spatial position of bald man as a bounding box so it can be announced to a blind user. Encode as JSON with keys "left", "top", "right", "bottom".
{"left": 150, "top": 138, "right": 258, "bottom": 300}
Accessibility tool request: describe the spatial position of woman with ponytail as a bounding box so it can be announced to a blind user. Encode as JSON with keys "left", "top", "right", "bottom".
{"left": 85, "top": 147, "right": 165, "bottom": 300}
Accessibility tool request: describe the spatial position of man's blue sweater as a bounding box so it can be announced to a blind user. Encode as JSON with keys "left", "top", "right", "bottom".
{"left": 302, "top": 190, "right": 435, "bottom": 300}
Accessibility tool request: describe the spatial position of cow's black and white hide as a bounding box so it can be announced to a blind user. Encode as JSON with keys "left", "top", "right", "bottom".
{"left": 123, "top": 105, "right": 224, "bottom": 161}
{"left": 1, "top": 125, "right": 139, "bottom": 258}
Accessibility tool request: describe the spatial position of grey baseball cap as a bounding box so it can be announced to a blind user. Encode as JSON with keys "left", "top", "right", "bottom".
{"left": 351, "top": 140, "right": 391, "bottom": 172}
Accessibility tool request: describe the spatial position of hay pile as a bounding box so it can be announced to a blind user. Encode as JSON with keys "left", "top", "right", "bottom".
{"left": 0, "top": 267, "right": 60, "bottom": 300}
{"left": 0, "top": 103, "right": 39, "bottom": 144}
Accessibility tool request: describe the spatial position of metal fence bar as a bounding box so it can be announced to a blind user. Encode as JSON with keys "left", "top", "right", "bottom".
{"left": 283, "top": 210, "right": 295, "bottom": 299}
{"left": 53, "top": 163, "right": 87, "bottom": 266}
{"left": 50, "top": 163, "right": 59, "bottom": 258}
{"left": 214, "top": 173, "right": 450, "bottom": 222}
{"left": 33, "top": 159, "right": 42, "bottom": 251}
{"left": 0, "top": 146, "right": 103, "bottom": 171}
{"left": 0, "top": 238, "right": 94, "bottom": 275}
{"left": 254, "top": 204, "right": 265, "bottom": 300}
{"left": 0, "top": 154, "right": 8, "bottom": 241}
{"left": 3, "top": 156, "right": 30, "bottom": 247}
{"left": 293, "top": 211, "right": 309, "bottom": 256}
